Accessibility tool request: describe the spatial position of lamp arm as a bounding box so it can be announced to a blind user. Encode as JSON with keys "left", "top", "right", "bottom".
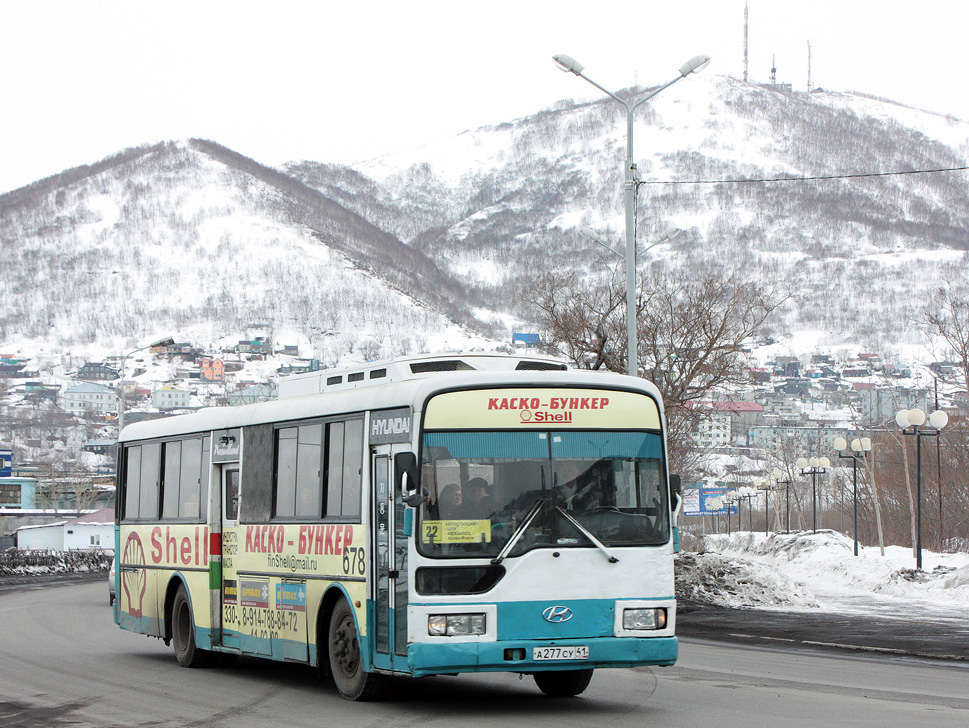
{"left": 631, "top": 73, "right": 685, "bottom": 112}
{"left": 572, "top": 71, "right": 630, "bottom": 110}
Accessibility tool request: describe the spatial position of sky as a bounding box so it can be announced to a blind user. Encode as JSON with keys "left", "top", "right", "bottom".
{"left": 2, "top": 0, "right": 969, "bottom": 195}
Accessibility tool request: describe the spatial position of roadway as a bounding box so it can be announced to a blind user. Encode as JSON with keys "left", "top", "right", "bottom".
{"left": 1, "top": 579, "right": 967, "bottom": 727}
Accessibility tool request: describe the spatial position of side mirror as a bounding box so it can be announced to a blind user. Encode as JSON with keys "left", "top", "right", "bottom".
{"left": 395, "top": 452, "right": 422, "bottom": 507}
{"left": 669, "top": 474, "right": 682, "bottom": 513}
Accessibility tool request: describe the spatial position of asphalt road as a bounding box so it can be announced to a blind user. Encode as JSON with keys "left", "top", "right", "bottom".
{"left": 678, "top": 600, "right": 969, "bottom": 661}
{"left": 1, "top": 578, "right": 967, "bottom": 727}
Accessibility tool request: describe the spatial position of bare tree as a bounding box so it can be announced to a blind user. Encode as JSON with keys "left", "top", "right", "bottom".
{"left": 923, "top": 287, "right": 969, "bottom": 394}
{"left": 524, "top": 267, "right": 787, "bottom": 475}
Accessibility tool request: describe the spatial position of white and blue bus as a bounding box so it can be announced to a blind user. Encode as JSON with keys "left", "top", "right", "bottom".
{"left": 114, "top": 353, "right": 679, "bottom": 700}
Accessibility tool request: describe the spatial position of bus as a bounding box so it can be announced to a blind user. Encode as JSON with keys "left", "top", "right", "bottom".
{"left": 114, "top": 353, "right": 680, "bottom": 700}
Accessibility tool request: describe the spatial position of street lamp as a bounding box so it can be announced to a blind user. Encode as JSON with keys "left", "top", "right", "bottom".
{"left": 725, "top": 490, "right": 739, "bottom": 534}
{"left": 796, "top": 456, "right": 830, "bottom": 532}
{"left": 895, "top": 408, "right": 948, "bottom": 570}
{"left": 735, "top": 485, "right": 757, "bottom": 531}
{"left": 554, "top": 52, "right": 710, "bottom": 376}
{"left": 753, "top": 477, "right": 771, "bottom": 535}
{"left": 117, "top": 336, "right": 174, "bottom": 432}
{"left": 771, "top": 468, "right": 793, "bottom": 532}
{"left": 833, "top": 436, "right": 872, "bottom": 556}
{"left": 707, "top": 495, "right": 725, "bottom": 534}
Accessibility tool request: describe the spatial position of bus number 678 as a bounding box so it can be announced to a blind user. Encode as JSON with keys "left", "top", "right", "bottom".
{"left": 342, "top": 546, "right": 365, "bottom": 575}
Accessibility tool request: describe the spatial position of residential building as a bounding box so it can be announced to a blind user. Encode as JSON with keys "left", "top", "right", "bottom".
{"left": 15, "top": 508, "right": 114, "bottom": 550}
{"left": 82, "top": 439, "right": 117, "bottom": 457}
{"left": 0, "top": 477, "right": 37, "bottom": 508}
{"left": 856, "top": 387, "right": 932, "bottom": 426}
{"left": 63, "top": 382, "right": 116, "bottom": 415}
{"left": 77, "top": 362, "right": 120, "bottom": 381}
{"left": 153, "top": 385, "right": 191, "bottom": 410}
{"left": 200, "top": 358, "right": 225, "bottom": 381}
{"left": 693, "top": 411, "right": 731, "bottom": 448}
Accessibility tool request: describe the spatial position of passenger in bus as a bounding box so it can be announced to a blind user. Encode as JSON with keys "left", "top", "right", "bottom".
{"left": 461, "top": 477, "right": 495, "bottom": 519}
{"left": 437, "top": 483, "right": 463, "bottom": 520}
{"left": 556, "top": 461, "right": 595, "bottom": 511}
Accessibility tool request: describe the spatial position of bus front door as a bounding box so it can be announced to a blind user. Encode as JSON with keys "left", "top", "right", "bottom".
{"left": 371, "top": 449, "right": 409, "bottom": 672}
{"left": 219, "top": 466, "right": 242, "bottom": 651}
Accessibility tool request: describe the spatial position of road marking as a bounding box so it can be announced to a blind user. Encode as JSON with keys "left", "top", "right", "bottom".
{"left": 728, "top": 633, "right": 795, "bottom": 642}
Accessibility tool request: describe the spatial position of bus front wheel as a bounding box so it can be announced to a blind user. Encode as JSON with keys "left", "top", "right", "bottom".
{"left": 534, "top": 668, "right": 594, "bottom": 697}
{"left": 171, "top": 585, "right": 209, "bottom": 668}
{"left": 328, "top": 600, "right": 380, "bottom": 700}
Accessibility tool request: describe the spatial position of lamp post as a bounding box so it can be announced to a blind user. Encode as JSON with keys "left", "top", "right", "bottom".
{"left": 117, "top": 336, "right": 175, "bottom": 432}
{"left": 833, "top": 436, "right": 872, "bottom": 556}
{"left": 753, "top": 477, "right": 771, "bottom": 535}
{"left": 771, "top": 468, "right": 792, "bottom": 532}
{"left": 895, "top": 408, "right": 948, "bottom": 570}
{"left": 736, "top": 485, "right": 757, "bottom": 531}
{"left": 708, "top": 495, "right": 725, "bottom": 534}
{"left": 796, "top": 456, "right": 830, "bottom": 532}
{"left": 725, "top": 490, "right": 739, "bottom": 534}
{"left": 554, "top": 52, "right": 710, "bottom": 376}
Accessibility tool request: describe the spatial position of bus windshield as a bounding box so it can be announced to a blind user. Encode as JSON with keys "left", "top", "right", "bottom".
{"left": 419, "top": 430, "right": 668, "bottom": 559}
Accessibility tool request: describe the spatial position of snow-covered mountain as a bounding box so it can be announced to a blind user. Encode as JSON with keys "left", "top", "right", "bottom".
{"left": 3, "top": 74, "right": 969, "bottom": 367}
{"left": 292, "top": 74, "right": 969, "bottom": 357}
{"left": 0, "top": 140, "right": 493, "bottom": 367}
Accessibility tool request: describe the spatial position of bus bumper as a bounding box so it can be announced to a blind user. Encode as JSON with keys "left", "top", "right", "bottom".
{"left": 407, "top": 636, "right": 677, "bottom": 677}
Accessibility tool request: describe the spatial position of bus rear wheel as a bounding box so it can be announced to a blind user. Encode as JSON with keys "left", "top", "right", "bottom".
{"left": 328, "top": 600, "right": 380, "bottom": 700}
{"left": 171, "top": 585, "right": 209, "bottom": 668}
{"left": 534, "top": 668, "right": 594, "bottom": 697}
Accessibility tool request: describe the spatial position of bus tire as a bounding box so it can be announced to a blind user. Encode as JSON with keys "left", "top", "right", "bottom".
{"left": 328, "top": 600, "right": 379, "bottom": 700}
{"left": 534, "top": 668, "right": 594, "bottom": 697}
{"left": 171, "top": 585, "right": 209, "bottom": 668}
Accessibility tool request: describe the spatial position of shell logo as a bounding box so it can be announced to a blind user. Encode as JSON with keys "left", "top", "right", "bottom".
{"left": 122, "top": 532, "right": 147, "bottom": 618}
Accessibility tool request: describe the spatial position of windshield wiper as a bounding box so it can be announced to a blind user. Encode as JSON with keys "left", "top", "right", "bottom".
{"left": 491, "top": 498, "right": 544, "bottom": 566}
{"left": 555, "top": 506, "right": 619, "bottom": 563}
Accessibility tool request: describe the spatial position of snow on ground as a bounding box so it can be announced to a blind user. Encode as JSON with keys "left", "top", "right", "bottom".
{"left": 677, "top": 530, "right": 969, "bottom": 625}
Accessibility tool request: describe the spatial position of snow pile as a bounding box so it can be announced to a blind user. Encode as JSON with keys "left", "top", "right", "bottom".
{"left": 693, "top": 530, "right": 969, "bottom": 620}
{"left": 675, "top": 551, "right": 819, "bottom": 608}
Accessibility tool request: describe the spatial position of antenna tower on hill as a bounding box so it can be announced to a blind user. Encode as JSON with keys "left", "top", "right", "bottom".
{"left": 743, "top": 2, "right": 749, "bottom": 82}
{"left": 807, "top": 40, "right": 813, "bottom": 92}
{"left": 770, "top": 54, "right": 777, "bottom": 85}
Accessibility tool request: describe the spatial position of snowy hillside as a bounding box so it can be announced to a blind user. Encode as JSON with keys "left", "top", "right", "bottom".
{"left": 0, "top": 140, "right": 493, "bottom": 367}
{"left": 4, "top": 74, "right": 969, "bottom": 368}
{"left": 299, "top": 74, "right": 969, "bottom": 354}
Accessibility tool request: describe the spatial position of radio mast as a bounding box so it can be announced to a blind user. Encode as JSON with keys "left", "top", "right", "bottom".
{"left": 743, "top": 2, "right": 749, "bottom": 82}
{"left": 807, "top": 40, "right": 813, "bottom": 92}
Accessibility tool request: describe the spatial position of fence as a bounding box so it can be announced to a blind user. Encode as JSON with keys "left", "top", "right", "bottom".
{"left": 0, "top": 548, "right": 113, "bottom": 575}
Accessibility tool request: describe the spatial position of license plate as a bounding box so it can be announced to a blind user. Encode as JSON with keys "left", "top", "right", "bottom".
{"left": 532, "top": 645, "right": 589, "bottom": 661}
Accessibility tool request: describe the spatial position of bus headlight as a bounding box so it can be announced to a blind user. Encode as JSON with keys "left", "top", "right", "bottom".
{"left": 428, "top": 613, "right": 487, "bottom": 636}
{"left": 622, "top": 608, "right": 667, "bottom": 631}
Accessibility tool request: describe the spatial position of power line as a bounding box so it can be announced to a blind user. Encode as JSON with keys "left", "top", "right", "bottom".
{"left": 638, "top": 165, "right": 969, "bottom": 186}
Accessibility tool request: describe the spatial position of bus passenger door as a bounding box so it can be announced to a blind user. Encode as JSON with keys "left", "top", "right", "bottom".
{"left": 219, "top": 466, "right": 242, "bottom": 650}
{"left": 371, "top": 449, "right": 409, "bottom": 672}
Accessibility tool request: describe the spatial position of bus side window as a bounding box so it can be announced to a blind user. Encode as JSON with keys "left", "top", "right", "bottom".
{"left": 122, "top": 445, "right": 142, "bottom": 520}
{"left": 140, "top": 443, "right": 161, "bottom": 521}
{"left": 241, "top": 424, "right": 274, "bottom": 522}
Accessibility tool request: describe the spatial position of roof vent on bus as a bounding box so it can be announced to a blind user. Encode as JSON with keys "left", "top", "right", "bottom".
{"left": 410, "top": 360, "right": 476, "bottom": 373}
{"left": 516, "top": 361, "right": 568, "bottom": 371}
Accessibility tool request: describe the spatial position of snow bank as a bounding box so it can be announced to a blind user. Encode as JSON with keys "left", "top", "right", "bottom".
{"left": 696, "top": 530, "right": 969, "bottom": 620}
{"left": 675, "top": 551, "right": 819, "bottom": 608}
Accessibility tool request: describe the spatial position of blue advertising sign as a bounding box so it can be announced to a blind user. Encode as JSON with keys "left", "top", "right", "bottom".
{"left": 683, "top": 482, "right": 738, "bottom": 515}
